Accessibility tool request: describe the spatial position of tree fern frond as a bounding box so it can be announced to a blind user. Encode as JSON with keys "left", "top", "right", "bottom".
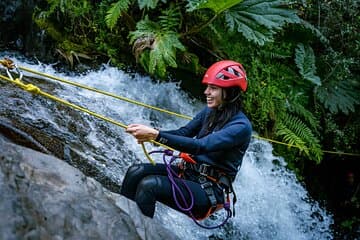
{"left": 287, "top": 97, "right": 320, "bottom": 133}
{"left": 105, "top": 0, "right": 131, "bottom": 29}
{"left": 277, "top": 122, "right": 308, "bottom": 154}
{"left": 295, "top": 43, "right": 321, "bottom": 85}
{"left": 277, "top": 114, "right": 323, "bottom": 163}
{"left": 224, "top": 0, "right": 300, "bottom": 45}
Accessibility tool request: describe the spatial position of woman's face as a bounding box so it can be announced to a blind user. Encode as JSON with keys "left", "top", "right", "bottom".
{"left": 204, "top": 84, "right": 224, "bottom": 108}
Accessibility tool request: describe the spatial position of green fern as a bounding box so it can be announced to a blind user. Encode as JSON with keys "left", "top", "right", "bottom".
{"left": 295, "top": 43, "right": 321, "bottom": 86}
{"left": 287, "top": 99, "right": 320, "bottom": 134}
{"left": 277, "top": 114, "right": 323, "bottom": 163}
{"left": 105, "top": 0, "right": 131, "bottom": 29}
{"left": 159, "top": 6, "right": 182, "bottom": 31}
{"left": 287, "top": 92, "right": 320, "bottom": 133}
{"left": 224, "top": 0, "right": 300, "bottom": 45}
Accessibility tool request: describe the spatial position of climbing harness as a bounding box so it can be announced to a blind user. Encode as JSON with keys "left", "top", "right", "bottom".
{"left": 148, "top": 149, "right": 233, "bottom": 229}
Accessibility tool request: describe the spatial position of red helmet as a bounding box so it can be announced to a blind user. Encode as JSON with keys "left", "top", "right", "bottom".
{"left": 202, "top": 60, "right": 247, "bottom": 91}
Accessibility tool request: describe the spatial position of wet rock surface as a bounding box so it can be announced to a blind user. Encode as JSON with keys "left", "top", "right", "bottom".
{"left": 0, "top": 137, "right": 178, "bottom": 240}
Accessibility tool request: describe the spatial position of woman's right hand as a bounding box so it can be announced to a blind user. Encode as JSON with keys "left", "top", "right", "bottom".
{"left": 126, "top": 124, "right": 159, "bottom": 143}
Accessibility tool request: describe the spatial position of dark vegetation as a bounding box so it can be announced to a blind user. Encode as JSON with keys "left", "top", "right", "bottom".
{"left": 1, "top": 0, "right": 359, "bottom": 237}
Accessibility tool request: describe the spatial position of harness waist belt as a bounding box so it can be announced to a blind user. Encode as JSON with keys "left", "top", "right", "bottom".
{"left": 184, "top": 162, "right": 225, "bottom": 182}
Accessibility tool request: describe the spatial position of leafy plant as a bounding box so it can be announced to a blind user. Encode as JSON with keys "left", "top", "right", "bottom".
{"left": 316, "top": 79, "right": 359, "bottom": 115}
{"left": 276, "top": 113, "right": 323, "bottom": 163}
{"left": 315, "top": 52, "right": 360, "bottom": 115}
{"left": 295, "top": 43, "right": 321, "bottom": 86}
{"left": 186, "top": 0, "right": 244, "bottom": 14}
{"left": 287, "top": 94, "right": 320, "bottom": 134}
{"left": 138, "top": 0, "right": 166, "bottom": 9}
{"left": 105, "top": 0, "right": 131, "bottom": 29}
{"left": 129, "top": 16, "right": 185, "bottom": 78}
{"left": 224, "top": 0, "right": 300, "bottom": 45}
{"left": 125, "top": 0, "right": 302, "bottom": 77}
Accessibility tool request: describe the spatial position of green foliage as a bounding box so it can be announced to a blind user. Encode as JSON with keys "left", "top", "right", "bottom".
{"left": 241, "top": 57, "right": 287, "bottom": 136}
{"left": 45, "top": 0, "right": 92, "bottom": 16}
{"left": 138, "top": 0, "right": 164, "bottom": 10}
{"left": 316, "top": 79, "right": 359, "bottom": 115}
{"left": 129, "top": 18, "right": 185, "bottom": 78}
{"left": 224, "top": 0, "right": 300, "bottom": 45}
{"left": 186, "top": 0, "right": 244, "bottom": 14}
{"left": 287, "top": 95, "right": 320, "bottom": 134}
{"left": 276, "top": 113, "right": 323, "bottom": 163}
{"left": 295, "top": 43, "right": 321, "bottom": 86}
{"left": 158, "top": 6, "right": 182, "bottom": 32}
{"left": 323, "top": 110, "right": 360, "bottom": 154}
{"left": 105, "top": 0, "right": 131, "bottom": 29}
{"left": 33, "top": 0, "right": 98, "bottom": 68}
{"left": 32, "top": 0, "right": 359, "bottom": 174}
{"left": 315, "top": 52, "right": 360, "bottom": 115}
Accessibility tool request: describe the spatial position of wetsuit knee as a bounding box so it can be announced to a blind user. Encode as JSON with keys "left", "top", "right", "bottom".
{"left": 135, "top": 176, "right": 162, "bottom": 218}
{"left": 125, "top": 164, "right": 145, "bottom": 179}
{"left": 121, "top": 164, "right": 146, "bottom": 200}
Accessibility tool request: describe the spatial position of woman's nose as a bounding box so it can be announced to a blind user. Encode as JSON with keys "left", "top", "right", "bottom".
{"left": 204, "top": 86, "right": 210, "bottom": 95}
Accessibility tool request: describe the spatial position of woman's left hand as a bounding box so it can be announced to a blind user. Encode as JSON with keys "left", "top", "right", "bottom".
{"left": 126, "top": 124, "right": 159, "bottom": 143}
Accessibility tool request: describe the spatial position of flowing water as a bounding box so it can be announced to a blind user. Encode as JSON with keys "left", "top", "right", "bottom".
{"left": 1, "top": 53, "right": 333, "bottom": 239}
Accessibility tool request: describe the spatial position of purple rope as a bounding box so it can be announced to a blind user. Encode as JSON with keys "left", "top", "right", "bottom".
{"left": 164, "top": 154, "right": 194, "bottom": 211}
{"left": 150, "top": 150, "right": 232, "bottom": 229}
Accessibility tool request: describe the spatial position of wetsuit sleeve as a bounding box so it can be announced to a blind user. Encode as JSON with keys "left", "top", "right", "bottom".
{"left": 156, "top": 118, "right": 252, "bottom": 155}
{"left": 158, "top": 108, "right": 207, "bottom": 137}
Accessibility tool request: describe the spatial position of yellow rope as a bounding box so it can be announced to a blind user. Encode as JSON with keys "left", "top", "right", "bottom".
{"left": 0, "top": 73, "right": 180, "bottom": 164}
{"left": 19, "top": 66, "right": 192, "bottom": 120}
{"left": 254, "top": 135, "right": 359, "bottom": 157}
{"left": 1, "top": 62, "right": 359, "bottom": 157}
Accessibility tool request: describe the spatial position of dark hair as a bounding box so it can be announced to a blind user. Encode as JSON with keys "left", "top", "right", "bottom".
{"left": 203, "top": 87, "right": 243, "bottom": 134}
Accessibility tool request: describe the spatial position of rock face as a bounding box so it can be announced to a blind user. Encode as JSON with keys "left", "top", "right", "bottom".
{"left": 0, "top": 136, "right": 178, "bottom": 240}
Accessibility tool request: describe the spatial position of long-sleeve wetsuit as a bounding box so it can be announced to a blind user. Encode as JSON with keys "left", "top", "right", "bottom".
{"left": 120, "top": 107, "right": 252, "bottom": 218}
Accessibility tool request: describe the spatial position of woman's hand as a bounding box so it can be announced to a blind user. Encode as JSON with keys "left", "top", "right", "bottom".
{"left": 125, "top": 124, "right": 159, "bottom": 144}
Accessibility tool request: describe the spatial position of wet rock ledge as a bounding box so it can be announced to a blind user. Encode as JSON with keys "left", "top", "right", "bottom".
{"left": 0, "top": 136, "right": 178, "bottom": 240}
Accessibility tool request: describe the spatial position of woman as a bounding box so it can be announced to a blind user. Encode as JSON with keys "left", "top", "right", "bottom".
{"left": 121, "top": 60, "right": 252, "bottom": 221}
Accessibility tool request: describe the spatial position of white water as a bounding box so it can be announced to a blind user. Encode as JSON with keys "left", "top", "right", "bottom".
{"left": 1, "top": 54, "right": 333, "bottom": 239}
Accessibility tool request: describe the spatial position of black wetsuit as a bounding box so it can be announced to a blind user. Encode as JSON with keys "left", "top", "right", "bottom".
{"left": 120, "top": 107, "right": 252, "bottom": 218}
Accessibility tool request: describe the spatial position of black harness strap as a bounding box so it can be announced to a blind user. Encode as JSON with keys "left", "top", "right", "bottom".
{"left": 182, "top": 161, "right": 237, "bottom": 216}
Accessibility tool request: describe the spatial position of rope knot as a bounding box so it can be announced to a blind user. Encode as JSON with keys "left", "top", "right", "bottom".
{"left": 24, "top": 84, "right": 41, "bottom": 94}
{"left": 14, "top": 78, "right": 41, "bottom": 94}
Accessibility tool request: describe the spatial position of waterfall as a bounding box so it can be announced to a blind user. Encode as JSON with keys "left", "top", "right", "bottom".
{"left": 0, "top": 53, "right": 333, "bottom": 239}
